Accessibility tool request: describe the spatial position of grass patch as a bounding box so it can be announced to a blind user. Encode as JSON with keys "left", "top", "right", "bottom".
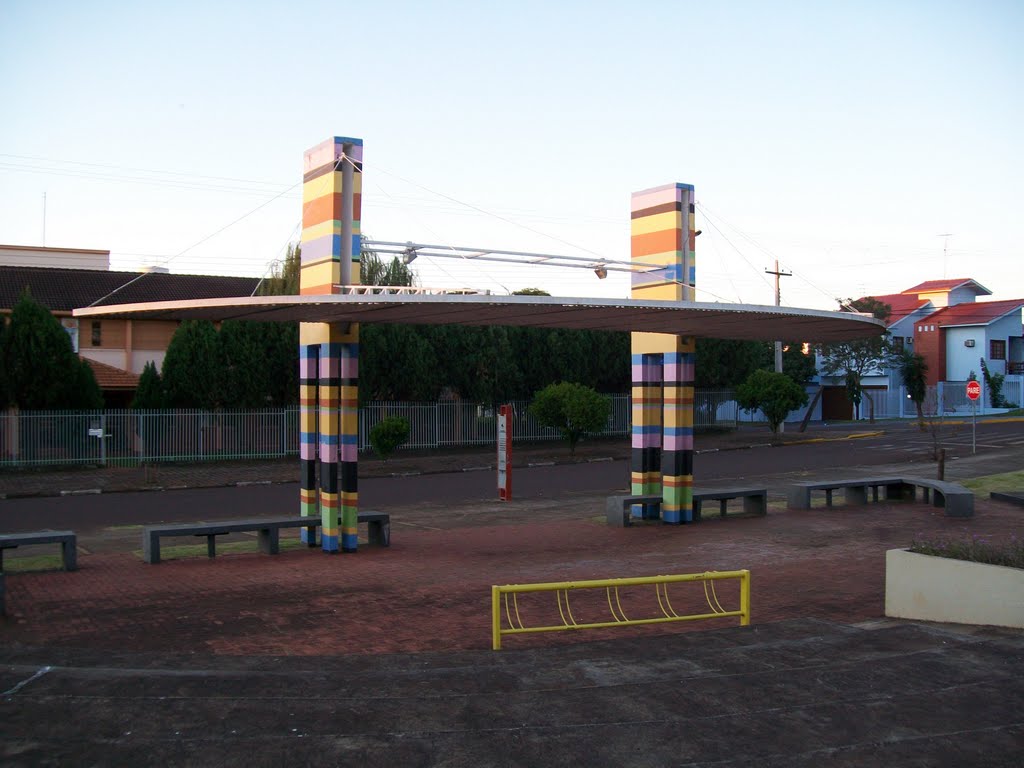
{"left": 2, "top": 554, "right": 64, "bottom": 573}
{"left": 960, "top": 470, "right": 1024, "bottom": 497}
{"left": 909, "top": 535, "right": 1024, "bottom": 570}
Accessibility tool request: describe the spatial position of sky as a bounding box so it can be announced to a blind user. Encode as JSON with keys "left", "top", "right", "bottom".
{"left": 1, "top": 0, "right": 1021, "bottom": 310}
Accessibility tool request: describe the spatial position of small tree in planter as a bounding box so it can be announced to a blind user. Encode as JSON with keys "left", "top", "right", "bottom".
{"left": 529, "top": 382, "right": 610, "bottom": 455}
{"left": 369, "top": 416, "right": 410, "bottom": 461}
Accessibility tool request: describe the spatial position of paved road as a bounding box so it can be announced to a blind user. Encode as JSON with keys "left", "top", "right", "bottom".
{"left": 2, "top": 420, "right": 1021, "bottom": 535}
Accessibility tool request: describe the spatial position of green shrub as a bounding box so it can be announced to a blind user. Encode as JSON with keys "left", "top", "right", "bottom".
{"left": 735, "top": 369, "right": 808, "bottom": 436}
{"left": 529, "top": 382, "right": 610, "bottom": 454}
{"left": 369, "top": 416, "right": 410, "bottom": 460}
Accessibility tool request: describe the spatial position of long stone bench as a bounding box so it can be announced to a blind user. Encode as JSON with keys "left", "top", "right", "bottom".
{"left": 143, "top": 513, "right": 390, "bottom": 564}
{"left": 787, "top": 478, "right": 907, "bottom": 510}
{"left": 0, "top": 531, "right": 78, "bottom": 572}
{"left": 901, "top": 477, "right": 974, "bottom": 518}
{"left": 606, "top": 495, "right": 663, "bottom": 527}
{"left": 786, "top": 477, "right": 973, "bottom": 518}
{"left": 607, "top": 487, "right": 768, "bottom": 526}
{"left": 693, "top": 487, "right": 768, "bottom": 520}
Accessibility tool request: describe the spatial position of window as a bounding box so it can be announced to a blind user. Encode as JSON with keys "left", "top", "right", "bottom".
{"left": 990, "top": 340, "right": 1006, "bottom": 360}
{"left": 91, "top": 321, "right": 102, "bottom": 347}
{"left": 892, "top": 337, "right": 904, "bottom": 353}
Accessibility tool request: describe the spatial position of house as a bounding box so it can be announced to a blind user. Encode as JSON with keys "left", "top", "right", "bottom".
{"left": 818, "top": 278, "right": 1024, "bottom": 419}
{"left": 0, "top": 245, "right": 261, "bottom": 405}
{"left": 895, "top": 279, "right": 1024, "bottom": 384}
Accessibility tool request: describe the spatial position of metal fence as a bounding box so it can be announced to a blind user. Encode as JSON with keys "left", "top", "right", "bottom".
{"left": 0, "top": 391, "right": 738, "bottom": 468}
{"left": 835, "top": 376, "right": 1024, "bottom": 421}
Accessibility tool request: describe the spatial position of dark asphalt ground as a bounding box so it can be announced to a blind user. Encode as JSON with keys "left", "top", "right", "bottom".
{"left": 2, "top": 419, "right": 1023, "bottom": 766}
{"left": 2, "top": 419, "right": 1023, "bottom": 535}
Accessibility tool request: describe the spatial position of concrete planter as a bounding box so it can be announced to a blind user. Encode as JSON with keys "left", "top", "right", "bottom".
{"left": 885, "top": 548, "right": 1024, "bottom": 629}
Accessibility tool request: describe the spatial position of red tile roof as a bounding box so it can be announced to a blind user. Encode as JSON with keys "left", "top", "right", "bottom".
{"left": 81, "top": 357, "right": 140, "bottom": 390}
{"left": 0, "top": 266, "right": 261, "bottom": 313}
{"left": 901, "top": 278, "right": 991, "bottom": 296}
{"left": 860, "top": 293, "right": 932, "bottom": 324}
{"left": 920, "top": 299, "right": 1024, "bottom": 328}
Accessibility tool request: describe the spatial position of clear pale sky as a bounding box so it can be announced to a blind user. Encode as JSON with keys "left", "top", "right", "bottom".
{"left": 1, "top": 0, "right": 1021, "bottom": 309}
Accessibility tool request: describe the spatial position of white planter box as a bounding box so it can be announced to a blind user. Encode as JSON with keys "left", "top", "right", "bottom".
{"left": 885, "top": 548, "right": 1024, "bottom": 629}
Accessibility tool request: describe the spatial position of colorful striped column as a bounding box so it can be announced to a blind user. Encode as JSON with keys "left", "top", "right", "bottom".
{"left": 630, "top": 183, "right": 696, "bottom": 524}
{"left": 300, "top": 137, "right": 363, "bottom": 552}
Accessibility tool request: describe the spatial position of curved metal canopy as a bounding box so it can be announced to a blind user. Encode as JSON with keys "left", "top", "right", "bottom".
{"left": 74, "top": 294, "right": 883, "bottom": 342}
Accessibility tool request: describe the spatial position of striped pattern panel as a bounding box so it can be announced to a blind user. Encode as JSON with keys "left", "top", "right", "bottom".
{"left": 661, "top": 345, "right": 695, "bottom": 524}
{"left": 630, "top": 353, "right": 662, "bottom": 519}
{"left": 299, "top": 137, "right": 363, "bottom": 552}
{"left": 629, "top": 182, "right": 696, "bottom": 524}
{"left": 299, "top": 344, "right": 319, "bottom": 544}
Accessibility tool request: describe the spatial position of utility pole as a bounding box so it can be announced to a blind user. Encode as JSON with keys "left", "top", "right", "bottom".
{"left": 765, "top": 259, "right": 792, "bottom": 372}
{"left": 42, "top": 192, "right": 47, "bottom": 247}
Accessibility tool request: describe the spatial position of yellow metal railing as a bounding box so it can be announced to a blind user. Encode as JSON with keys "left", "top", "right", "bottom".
{"left": 491, "top": 570, "right": 750, "bottom": 650}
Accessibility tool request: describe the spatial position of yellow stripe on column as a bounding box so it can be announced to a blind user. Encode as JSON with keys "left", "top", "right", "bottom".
{"left": 630, "top": 211, "right": 683, "bottom": 236}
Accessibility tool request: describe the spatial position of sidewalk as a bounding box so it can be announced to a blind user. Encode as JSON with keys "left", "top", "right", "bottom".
{"left": 0, "top": 422, "right": 888, "bottom": 499}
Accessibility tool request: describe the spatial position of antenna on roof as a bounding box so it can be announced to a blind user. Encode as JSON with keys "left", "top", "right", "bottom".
{"left": 937, "top": 233, "right": 953, "bottom": 278}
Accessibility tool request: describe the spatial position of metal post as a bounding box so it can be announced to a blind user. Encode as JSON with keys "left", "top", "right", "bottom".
{"left": 491, "top": 585, "right": 502, "bottom": 650}
{"left": 740, "top": 570, "right": 751, "bottom": 626}
{"left": 972, "top": 400, "right": 977, "bottom": 454}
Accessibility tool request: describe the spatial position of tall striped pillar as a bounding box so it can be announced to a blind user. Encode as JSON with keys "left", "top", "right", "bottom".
{"left": 300, "top": 137, "right": 363, "bottom": 552}
{"left": 630, "top": 183, "right": 696, "bottom": 524}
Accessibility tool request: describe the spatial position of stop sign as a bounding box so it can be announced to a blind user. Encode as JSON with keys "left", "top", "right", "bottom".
{"left": 966, "top": 380, "right": 981, "bottom": 401}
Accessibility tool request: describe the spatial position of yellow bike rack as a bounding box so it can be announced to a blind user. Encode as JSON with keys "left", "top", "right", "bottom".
{"left": 491, "top": 570, "right": 750, "bottom": 650}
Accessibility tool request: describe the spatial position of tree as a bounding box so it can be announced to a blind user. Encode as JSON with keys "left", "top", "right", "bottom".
{"left": 258, "top": 243, "right": 301, "bottom": 296}
{"left": 1, "top": 289, "right": 102, "bottom": 409}
{"left": 736, "top": 369, "right": 808, "bottom": 437}
{"left": 360, "top": 248, "right": 416, "bottom": 288}
{"left": 529, "top": 382, "right": 610, "bottom": 454}
{"left": 898, "top": 352, "right": 928, "bottom": 429}
{"left": 979, "top": 357, "right": 1007, "bottom": 408}
{"left": 218, "top": 320, "right": 273, "bottom": 408}
{"left": 161, "top": 320, "right": 222, "bottom": 408}
{"left": 71, "top": 360, "right": 104, "bottom": 410}
{"left": 132, "top": 361, "right": 165, "bottom": 409}
{"left": 512, "top": 287, "right": 550, "bottom": 296}
{"left": 696, "top": 338, "right": 765, "bottom": 388}
{"left": 781, "top": 342, "right": 817, "bottom": 385}
{"left": 817, "top": 297, "right": 895, "bottom": 421}
{"left": 369, "top": 416, "right": 410, "bottom": 460}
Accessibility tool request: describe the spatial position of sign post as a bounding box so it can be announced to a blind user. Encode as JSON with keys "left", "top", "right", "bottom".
{"left": 497, "top": 404, "right": 512, "bottom": 501}
{"left": 966, "top": 380, "right": 981, "bottom": 454}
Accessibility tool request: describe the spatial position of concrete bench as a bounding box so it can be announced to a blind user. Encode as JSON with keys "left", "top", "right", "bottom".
{"left": 606, "top": 495, "right": 663, "bottom": 527}
{"left": 786, "top": 478, "right": 906, "bottom": 510}
{"left": 608, "top": 488, "right": 768, "bottom": 526}
{"left": 0, "top": 531, "right": 77, "bottom": 572}
{"left": 693, "top": 487, "right": 768, "bottom": 520}
{"left": 901, "top": 478, "right": 974, "bottom": 518}
{"left": 143, "top": 513, "right": 390, "bottom": 564}
{"left": 786, "top": 477, "right": 973, "bottom": 518}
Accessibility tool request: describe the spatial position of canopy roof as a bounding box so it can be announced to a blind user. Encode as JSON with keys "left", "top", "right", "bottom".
{"left": 73, "top": 294, "right": 884, "bottom": 342}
